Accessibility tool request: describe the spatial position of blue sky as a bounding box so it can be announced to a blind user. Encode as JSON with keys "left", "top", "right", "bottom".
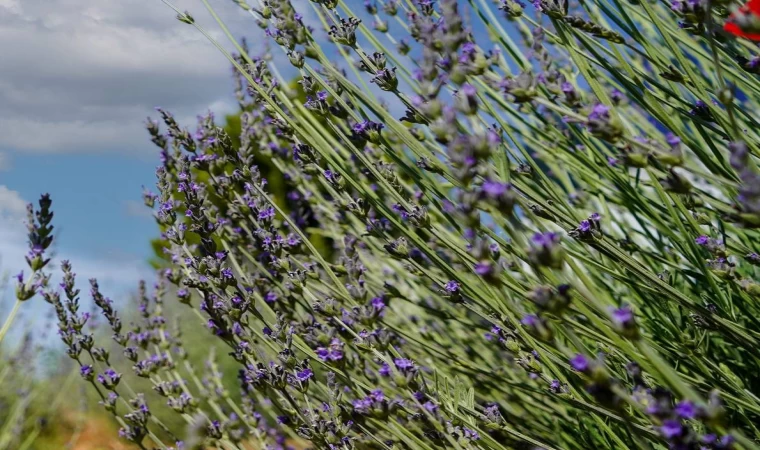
{"left": 2, "top": 152, "right": 156, "bottom": 263}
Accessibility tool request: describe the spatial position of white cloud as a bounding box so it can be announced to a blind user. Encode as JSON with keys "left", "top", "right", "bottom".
{"left": 0, "top": 0, "right": 260, "bottom": 154}
{"left": 0, "top": 152, "right": 11, "bottom": 171}
{"left": 0, "top": 186, "right": 27, "bottom": 286}
{"left": 0, "top": 185, "right": 26, "bottom": 218}
{"left": 124, "top": 199, "right": 153, "bottom": 219}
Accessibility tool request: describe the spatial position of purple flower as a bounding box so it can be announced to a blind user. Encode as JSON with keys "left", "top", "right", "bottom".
{"left": 611, "top": 88, "right": 625, "bottom": 104}
{"left": 689, "top": 100, "right": 712, "bottom": 119}
{"left": 80, "top": 365, "right": 94, "bottom": 380}
{"left": 394, "top": 358, "right": 414, "bottom": 371}
{"left": 353, "top": 397, "right": 373, "bottom": 414}
{"left": 97, "top": 368, "right": 122, "bottom": 389}
{"left": 666, "top": 133, "right": 681, "bottom": 147}
{"left": 701, "top": 434, "right": 717, "bottom": 445}
{"left": 695, "top": 235, "right": 709, "bottom": 246}
{"left": 370, "top": 296, "right": 385, "bottom": 311}
{"left": 295, "top": 368, "right": 313, "bottom": 382}
{"left": 588, "top": 104, "right": 610, "bottom": 121}
{"left": 611, "top": 305, "right": 634, "bottom": 327}
{"left": 570, "top": 354, "right": 590, "bottom": 372}
{"left": 258, "top": 207, "right": 275, "bottom": 220}
{"left": 28, "top": 244, "right": 43, "bottom": 257}
{"left": 531, "top": 232, "right": 560, "bottom": 247}
{"left": 352, "top": 120, "right": 384, "bottom": 140}
{"left": 528, "top": 232, "right": 564, "bottom": 268}
{"left": 674, "top": 400, "right": 698, "bottom": 419}
{"left": 461, "top": 83, "right": 477, "bottom": 97}
{"left": 316, "top": 339, "right": 344, "bottom": 362}
{"left": 474, "top": 261, "right": 494, "bottom": 277}
{"left": 482, "top": 180, "right": 508, "bottom": 197}
{"left": 444, "top": 280, "right": 460, "bottom": 292}
{"left": 315, "top": 348, "right": 330, "bottom": 360}
{"left": 747, "top": 253, "right": 760, "bottom": 265}
{"left": 463, "top": 428, "right": 480, "bottom": 441}
{"left": 423, "top": 401, "right": 438, "bottom": 412}
{"left": 276, "top": 415, "right": 290, "bottom": 425}
{"left": 521, "top": 314, "right": 539, "bottom": 327}
{"left": 370, "top": 389, "right": 384, "bottom": 401}
{"left": 660, "top": 420, "right": 683, "bottom": 439}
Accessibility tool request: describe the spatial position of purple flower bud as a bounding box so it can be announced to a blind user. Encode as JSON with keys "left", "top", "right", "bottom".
{"left": 611, "top": 88, "right": 625, "bottom": 104}
{"left": 474, "top": 261, "right": 494, "bottom": 277}
{"left": 463, "top": 427, "right": 480, "bottom": 441}
{"left": 674, "top": 400, "right": 698, "bottom": 419}
{"left": 570, "top": 354, "right": 590, "bottom": 372}
{"left": 296, "top": 368, "right": 313, "bottom": 382}
{"left": 659, "top": 420, "right": 683, "bottom": 439}
{"left": 371, "top": 296, "right": 385, "bottom": 311}
{"left": 588, "top": 104, "right": 610, "bottom": 121}
{"left": 80, "top": 365, "right": 94, "bottom": 380}
{"left": 444, "top": 280, "right": 460, "bottom": 292}
{"left": 423, "top": 401, "right": 438, "bottom": 412}
{"left": 394, "top": 358, "right": 414, "bottom": 371}
{"left": 480, "top": 180, "right": 512, "bottom": 199}
{"left": 611, "top": 305, "right": 634, "bottom": 327}
{"left": 532, "top": 232, "right": 560, "bottom": 247}
{"left": 521, "top": 314, "right": 539, "bottom": 327}
{"left": 666, "top": 133, "right": 681, "bottom": 147}
{"left": 701, "top": 434, "right": 717, "bottom": 445}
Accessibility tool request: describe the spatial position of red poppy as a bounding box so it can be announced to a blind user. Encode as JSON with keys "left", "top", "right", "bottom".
{"left": 724, "top": 0, "right": 760, "bottom": 40}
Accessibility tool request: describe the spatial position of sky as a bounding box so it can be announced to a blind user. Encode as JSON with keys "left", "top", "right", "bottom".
{"left": 0, "top": 0, "right": 262, "bottom": 299}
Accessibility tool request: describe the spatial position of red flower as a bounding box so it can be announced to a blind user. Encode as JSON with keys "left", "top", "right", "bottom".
{"left": 724, "top": 0, "right": 760, "bottom": 41}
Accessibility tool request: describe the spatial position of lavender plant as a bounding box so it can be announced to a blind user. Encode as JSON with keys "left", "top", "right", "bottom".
{"left": 25, "top": 0, "right": 760, "bottom": 448}
{"left": 0, "top": 195, "right": 70, "bottom": 450}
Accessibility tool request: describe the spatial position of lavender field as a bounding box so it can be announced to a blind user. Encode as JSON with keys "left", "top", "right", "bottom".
{"left": 3, "top": 0, "right": 760, "bottom": 448}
